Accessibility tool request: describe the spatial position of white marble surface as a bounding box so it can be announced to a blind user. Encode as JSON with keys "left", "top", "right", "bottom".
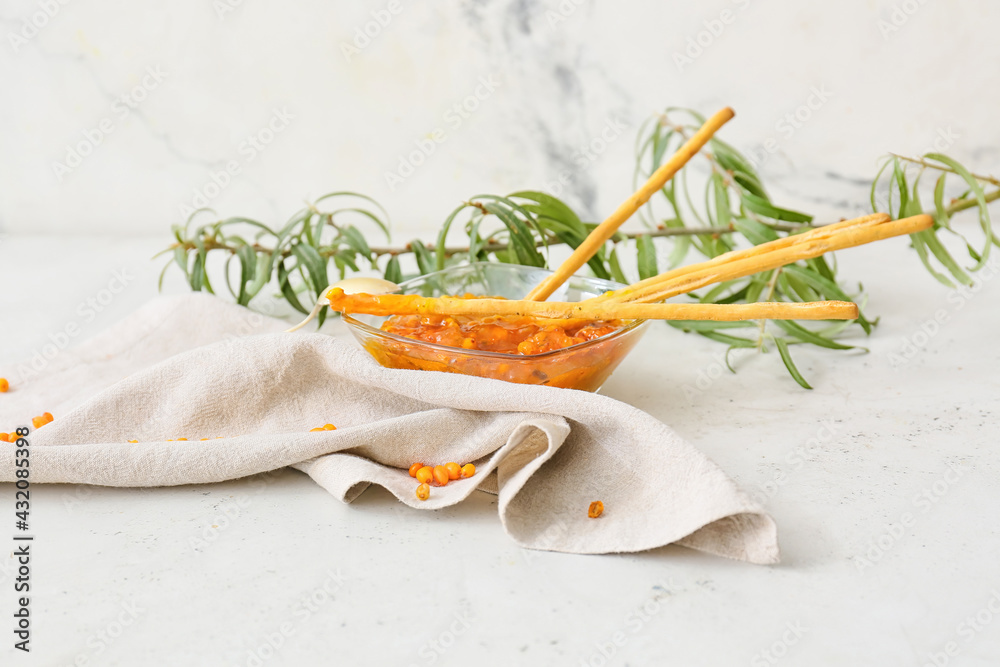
{"left": 2, "top": 0, "right": 999, "bottom": 238}
{"left": 0, "top": 232, "right": 998, "bottom": 665}
{"left": 3, "top": 1, "right": 1000, "bottom": 664}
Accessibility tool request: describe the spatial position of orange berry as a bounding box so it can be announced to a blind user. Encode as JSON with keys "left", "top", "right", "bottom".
{"left": 588, "top": 501, "right": 604, "bottom": 519}
{"left": 323, "top": 424, "right": 337, "bottom": 431}
{"left": 408, "top": 462, "right": 424, "bottom": 478}
{"left": 200, "top": 438, "right": 209, "bottom": 441}
{"left": 309, "top": 427, "right": 324, "bottom": 432}
{"left": 445, "top": 462, "right": 461, "bottom": 480}
{"left": 42, "top": 412, "right": 53, "bottom": 424}
{"left": 432, "top": 465, "right": 449, "bottom": 487}
{"left": 128, "top": 439, "right": 138, "bottom": 443}
{"left": 461, "top": 463, "right": 476, "bottom": 478}
{"left": 31, "top": 416, "right": 45, "bottom": 429}
{"left": 176, "top": 437, "right": 187, "bottom": 441}
{"left": 415, "top": 466, "right": 434, "bottom": 485}
{"left": 415, "top": 483, "right": 430, "bottom": 501}
{"left": 0, "top": 378, "right": 9, "bottom": 392}
{"left": 0, "top": 433, "right": 8, "bottom": 443}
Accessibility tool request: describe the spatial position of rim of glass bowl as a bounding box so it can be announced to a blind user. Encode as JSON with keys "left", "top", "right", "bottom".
{"left": 341, "top": 262, "right": 648, "bottom": 360}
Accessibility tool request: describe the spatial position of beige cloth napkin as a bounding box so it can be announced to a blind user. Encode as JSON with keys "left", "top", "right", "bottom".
{"left": 0, "top": 294, "right": 778, "bottom": 563}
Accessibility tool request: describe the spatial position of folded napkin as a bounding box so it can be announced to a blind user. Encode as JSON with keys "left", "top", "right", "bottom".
{"left": 0, "top": 294, "right": 778, "bottom": 563}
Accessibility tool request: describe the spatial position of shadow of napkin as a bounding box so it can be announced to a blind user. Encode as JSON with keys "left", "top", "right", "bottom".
{"left": 0, "top": 294, "right": 778, "bottom": 564}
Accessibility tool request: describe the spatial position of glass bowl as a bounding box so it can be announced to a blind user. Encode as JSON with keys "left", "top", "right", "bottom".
{"left": 342, "top": 263, "right": 648, "bottom": 392}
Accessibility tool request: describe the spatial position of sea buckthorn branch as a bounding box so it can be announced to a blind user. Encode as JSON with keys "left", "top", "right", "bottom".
{"left": 159, "top": 108, "right": 999, "bottom": 388}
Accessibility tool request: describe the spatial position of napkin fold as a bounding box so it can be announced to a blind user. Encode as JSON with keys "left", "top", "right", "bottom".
{"left": 0, "top": 294, "right": 778, "bottom": 563}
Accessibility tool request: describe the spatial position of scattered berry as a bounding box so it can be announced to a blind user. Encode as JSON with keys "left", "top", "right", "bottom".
{"left": 415, "top": 483, "right": 430, "bottom": 501}
{"left": 432, "top": 465, "right": 449, "bottom": 487}
{"left": 461, "top": 463, "right": 476, "bottom": 478}
{"left": 445, "top": 462, "right": 461, "bottom": 480}
{"left": 408, "top": 462, "right": 424, "bottom": 478}
{"left": 588, "top": 501, "right": 604, "bottom": 519}
{"left": 415, "top": 466, "right": 434, "bottom": 485}
{"left": 31, "top": 413, "right": 53, "bottom": 429}
{"left": 0, "top": 378, "right": 9, "bottom": 392}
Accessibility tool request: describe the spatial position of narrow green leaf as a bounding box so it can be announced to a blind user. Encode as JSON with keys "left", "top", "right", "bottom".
{"left": 773, "top": 337, "right": 813, "bottom": 389}
{"left": 741, "top": 193, "right": 813, "bottom": 223}
{"left": 636, "top": 235, "right": 658, "bottom": 280}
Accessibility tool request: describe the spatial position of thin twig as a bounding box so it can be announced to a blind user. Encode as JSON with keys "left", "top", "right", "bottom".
{"left": 890, "top": 154, "right": 1000, "bottom": 187}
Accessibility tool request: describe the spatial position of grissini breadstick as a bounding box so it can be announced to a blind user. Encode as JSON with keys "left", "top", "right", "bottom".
{"left": 604, "top": 214, "right": 933, "bottom": 304}
{"left": 325, "top": 289, "right": 859, "bottom": 322}
{"left": 596, "top": 212, "right": 890, "bottom": 303}
{"left": 524, "top": 107, "right": 736, "bottom": 302}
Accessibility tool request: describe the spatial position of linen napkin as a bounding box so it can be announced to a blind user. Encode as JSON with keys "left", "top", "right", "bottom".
{"left": 0, "top": 294, "right": 778, "bottom": 563}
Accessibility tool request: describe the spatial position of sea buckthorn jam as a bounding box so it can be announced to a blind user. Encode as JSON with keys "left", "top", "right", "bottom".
{"left": 380, "top": 313, "right": 622, "bottom": 356}
{"left": 360, "top": 295, "right": 643, "bottom": 391}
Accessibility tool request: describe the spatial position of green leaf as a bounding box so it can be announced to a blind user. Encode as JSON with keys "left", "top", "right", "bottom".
{"left": 236, "top": 244, "right": 257, "bottom": 306}
{"left": 277, "top": 260, "right": 309, "bottom": 315}
{"left": 410, "top": 240, "right": 435, "bottom": 275}
{"left": 920, "top": 229, "right": 973, "bottom": 287}
{"left": 925, "top": 152, "right": 993, "bottom": 270}
{"left": 732, "top": 217, "right": 779, "bottom": 246}
{"left": 291, "top": 243, "right": 329, "bottom": 298}
{"left": 480, "top": 200, "right": 546, "bottom": 267}
{"left": 341, "top": 225, "right": 374, "bottom": 263}
{"left": 782, "top": 264, "right": 872, "bottom": 334}
{"left": 667, "top": 320, "right": 756, "bottom": 332}
{"left": 741, "top": 193, "right": 813, "bottom": 223}
{"left": 384, "top": 255, "right": 403, "bottom": 284}
{"left": 711, "top": 172, "right": 732, "bottom": 226}
{"left": 698, "top": 330, "right": 757, "bottom": 348}
{"left": 772, "top": 319, "right": 855, "bottom": 350}
{"left": 636, "top": 235, "right": 658, "bottom": 280}
{"left": 773, "top": 337, "right": 813, "bottom": 389}
{"left": 245, "top": 251, "right": 273, "bottom": 301}
{"left": 910, "top": 232, "right": 956, "bottom": 288}
{"left": 608, "top": 246, "right": 628, "bottom": 284}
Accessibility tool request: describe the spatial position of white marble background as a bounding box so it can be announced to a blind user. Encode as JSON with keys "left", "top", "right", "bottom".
{"left": 1, "top": 0, "right": 998, "bottom": 239}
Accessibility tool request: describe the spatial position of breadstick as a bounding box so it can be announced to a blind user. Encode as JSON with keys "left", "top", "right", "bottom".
{"left": 525, "top": 107, "right": 736, "bottom": 302}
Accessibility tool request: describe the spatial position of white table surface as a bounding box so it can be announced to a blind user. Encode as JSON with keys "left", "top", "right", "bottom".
{"left": 1, "top": 235, "right": 998, "bottom": 666}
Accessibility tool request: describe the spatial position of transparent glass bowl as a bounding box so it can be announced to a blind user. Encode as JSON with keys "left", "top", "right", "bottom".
{"left": 342, "top": 263, "right": 648, "bottom": 392}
